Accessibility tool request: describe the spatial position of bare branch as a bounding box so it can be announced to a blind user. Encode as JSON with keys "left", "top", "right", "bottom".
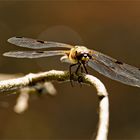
{"left": 0, "top": 70, "right": 109, "bottom": 140}
{"left": 0, "top": 70, "right": 69, "bottom": 93}
{"left": 80, "top": 75, "right": 109, "bottom": 140}
{"left": 42, "top": 82, "right": 57, "bottom": 96}
{"left": 14, "top": 88, "right": 29, "bottom": 114}
{"left": 14, "top": 82, "right": 56, "bottom": 114}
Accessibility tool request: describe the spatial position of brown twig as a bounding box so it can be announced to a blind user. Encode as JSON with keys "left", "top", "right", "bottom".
{"left": 0, "top": 70, "right": 109, "bottom": 140}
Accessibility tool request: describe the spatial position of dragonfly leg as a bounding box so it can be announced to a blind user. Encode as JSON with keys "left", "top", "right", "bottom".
{"left": 69, "top": 62, "right": 86, "bottom": 86}
{"left": 80, "top": 65, "right": 84, "bottom": 73}
{"left": 75, "top": 63, "right": 81, "bottom": 74}
{"left": 76, "top": 63, "right": 85, "bottom": 86}
{"left": 77, "top": 76, "right": 83, "bottom": 87}
{"left": 83, "top": 63, "right": 88, "bottom": 74}
{"left": 69, "top": 63, "right": 78, "bottom": 86}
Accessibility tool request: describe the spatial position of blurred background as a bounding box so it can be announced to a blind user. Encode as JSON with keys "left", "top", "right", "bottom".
{"left": 0, "top": 0, "right": 140, "bottom": 139}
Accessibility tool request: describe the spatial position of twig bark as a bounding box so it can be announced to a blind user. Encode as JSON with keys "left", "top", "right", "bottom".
{"left": 14, "top": 88, "right": 29, "bottom": 114}
{"left": 0, "top": 70, "right": 69, "bottom": 92}
{"left": 84, "top": 75, "right": 109, "bottom": 140}
{"left": 0, "top": 70, "right": 109, "bottom": 140}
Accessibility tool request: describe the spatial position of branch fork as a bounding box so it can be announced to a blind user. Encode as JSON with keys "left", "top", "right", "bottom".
{"left": 0, "top": 70, "right": 109, "bottom": 140}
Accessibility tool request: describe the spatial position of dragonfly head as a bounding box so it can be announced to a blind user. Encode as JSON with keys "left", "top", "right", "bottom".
{"left": 76, "top": 51, "right": 92, "bottom": 63}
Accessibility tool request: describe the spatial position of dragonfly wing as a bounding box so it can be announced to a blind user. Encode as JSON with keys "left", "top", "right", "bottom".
{"left": 88, "top": 50, "right": 140, "bottom": 87}
{"left": 8, "top": 37, "right": 74, "bottom": 49}
{"left": 3, "top": 50, "right": 68, "bottom": 58}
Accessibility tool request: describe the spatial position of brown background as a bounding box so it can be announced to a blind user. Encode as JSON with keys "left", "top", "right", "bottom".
{"left": 0, "top": 0, "right": 140, "bottom": 139}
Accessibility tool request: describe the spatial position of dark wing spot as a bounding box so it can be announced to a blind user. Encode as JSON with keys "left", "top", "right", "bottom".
{"left": 138, "top": 68, "right": 140, "bottom": 71}
{"left": 16, "top": 36, "right": 23, "bottom": 38}
{"left": 115, "top": 60, "right": 123, "bottom": 65}
{"left": 37, "top": 40, "right": 44, "bottom": 43}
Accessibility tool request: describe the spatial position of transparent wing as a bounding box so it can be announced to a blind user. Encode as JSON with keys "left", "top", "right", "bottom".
{"left": 8, "top": 37, "right": 74, "bottom": 49}
{"left": 88, "top": 50, "right": 140, "bottom": 87}
{"left": 3, "top": 50, "right": 68, "bottom": 58}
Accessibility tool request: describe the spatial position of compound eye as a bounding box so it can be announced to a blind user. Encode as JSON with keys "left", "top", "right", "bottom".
{"left": 87, "top": 54, "right": 92, "bottom": 59}
{"left": 76, "top": 53, "right": 83, "bottom": 60}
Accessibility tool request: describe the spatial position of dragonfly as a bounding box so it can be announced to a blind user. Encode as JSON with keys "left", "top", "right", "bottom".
{"left": 3, "top": 36, "right": 140, "bottom": 87}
